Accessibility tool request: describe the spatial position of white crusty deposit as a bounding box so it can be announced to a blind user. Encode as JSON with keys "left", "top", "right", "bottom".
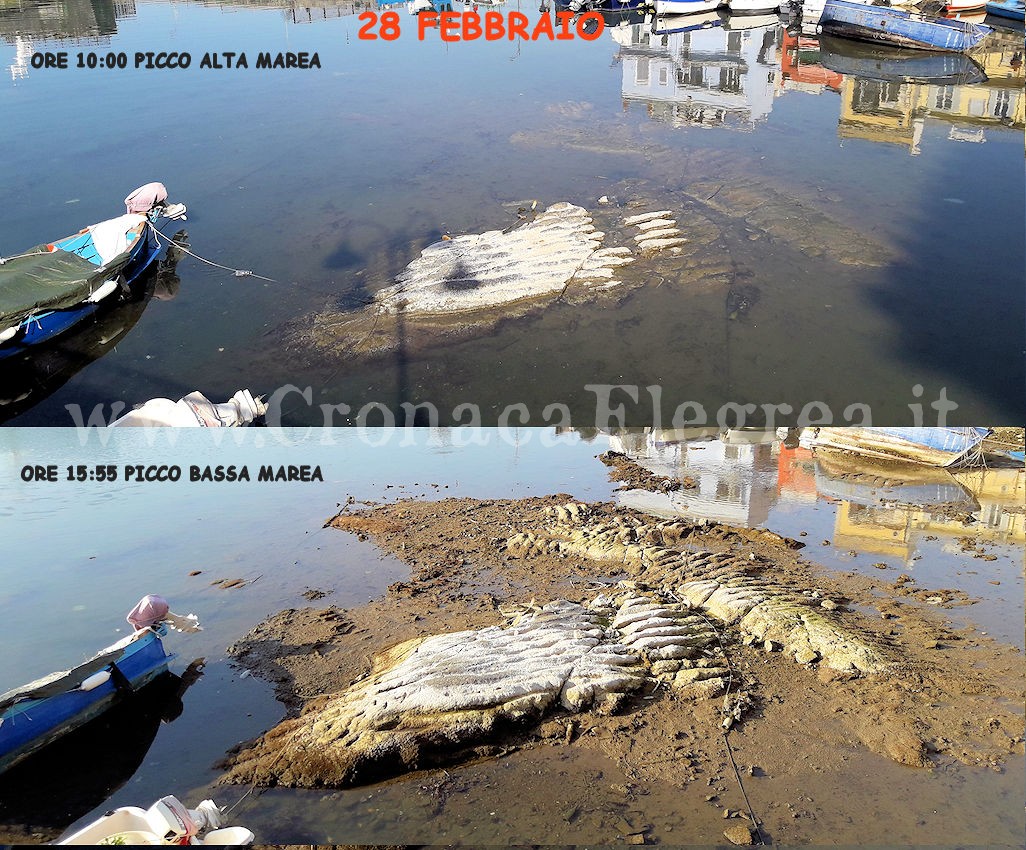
{"left": 372, "top": 203, "right": 624, "bottom": 315}
{"left": 225, "top": 595, "right": 727, "bottom": 787}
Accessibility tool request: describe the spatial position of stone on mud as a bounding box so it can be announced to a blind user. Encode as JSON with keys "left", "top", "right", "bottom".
{"left": 515, "top": 504, "right": 891, "bottom": 674}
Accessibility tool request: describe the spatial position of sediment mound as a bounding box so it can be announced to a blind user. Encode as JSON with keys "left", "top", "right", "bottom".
{"left": 224, "top": 593, "right": 731, "bottom": 787}
{"left": 373, "top": 203, "right": 636, "bottom": 316}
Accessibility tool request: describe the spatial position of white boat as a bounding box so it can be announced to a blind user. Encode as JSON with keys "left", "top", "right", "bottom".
{"left": 727, "top": 0, "right": 780, "bottom": 12}
{"left": 654, "top": 0, "right": 724, "bottom": 15}
{"left": 57, "top": 795, "right": 253, "bottom": 845}
{"left": 943, "top": 0, "right": 987, "bottom": 10}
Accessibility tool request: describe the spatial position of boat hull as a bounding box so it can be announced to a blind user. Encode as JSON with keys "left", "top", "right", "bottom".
{"left": 727, "top": 0, "right": 780, "bottom": 12}
{"left": 0, "top": 630, "right": 171, "bottom": 775}
{"left": 985, "top": 0, "right": 1025, "bottom": 17}
{"left": 800, "top": 427, "right": 989, "bottom": 467}
{"left": 0, "top": 224, "right": 159, "bottom": 359}
{"left": 654, "top": 0, "right": 723, "bottom": 14}
{"left": 820, "top": 0, "right": 993, "bottom": 50}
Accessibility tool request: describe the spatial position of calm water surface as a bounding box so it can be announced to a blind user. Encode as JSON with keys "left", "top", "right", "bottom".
{"left": 0, "top": 428, "right": 1022, "bottom": 842}
{"left": 0, "top": 0, "right": 1023, "bottom": 424}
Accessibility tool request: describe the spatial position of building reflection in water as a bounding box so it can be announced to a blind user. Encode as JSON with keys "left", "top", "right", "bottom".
{"left": 610, "top": 429, "right": 1024, "bottom": 566}
{"left": 610, "top": 11, "right": 1024, "bottom": 152}
{"left": 2, "top": 0, "right": 137, "bottom": 79}
{"left": 613, "top": 13, "right": 782, "bottom": 131}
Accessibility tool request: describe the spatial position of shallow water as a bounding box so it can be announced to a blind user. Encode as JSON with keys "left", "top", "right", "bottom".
{"left": 0, "top": 428, "right": 1022, "bottom": 843}
{"left": 0, "top": 0, "right": 1023, "bottom": 424}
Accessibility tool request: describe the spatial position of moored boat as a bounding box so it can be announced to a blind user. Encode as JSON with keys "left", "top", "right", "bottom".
{"left": 985, "top": 0, "right": 1025, "bottom": 18}
{"left": 799, "top": 427, "right": 991, "bottom": 467}
{"left": 819, "top": 0, "right": 993, "bottom": 50}
{"left": 0, "top": 595, "right": 200, "bottom": 775}
{"left": 0, "top": 184, "right": 186, "bottom": 358}
{"left": 57, "top": 795, "right": 253, "bottom": 845}
{"left": 654, "top": 0, "right": 724, "bottom": 16}
{"left": 726, "top": 0, "right": 779, "bottom": 13}
{"left": 942, "top": 0, "right": 987, "bottom": 11}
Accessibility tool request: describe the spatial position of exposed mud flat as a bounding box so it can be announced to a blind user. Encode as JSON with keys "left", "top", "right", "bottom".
{"left": 224, "top": 495, "right": 1024, "bottom": 846}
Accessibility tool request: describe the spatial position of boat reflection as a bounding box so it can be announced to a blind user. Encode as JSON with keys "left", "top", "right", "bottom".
{"left": 610, "top": 430, "right": 1025, "bottom": 565}
{"left": 0, "top": 233, "right": 184, "bottom": 425}
{"left": 0, "top": 661, "right": 202, "bottom": 830}
{"left": 820, "top": 30, "right": 1023, "bottom": 153}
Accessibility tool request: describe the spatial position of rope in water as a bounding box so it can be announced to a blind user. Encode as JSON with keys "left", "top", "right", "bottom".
{"left": 149, "top": 224, "right": 276, "bottom": 282}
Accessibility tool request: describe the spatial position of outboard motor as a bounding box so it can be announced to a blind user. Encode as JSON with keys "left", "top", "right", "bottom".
{"left": 109, "top": 389, "right": 267, "bottom": 427}
{"left": 144, "top": 796, "right": 215, "bottom": 843}
{"left": 125, "top": 182, "right": 188, "bottom": 221}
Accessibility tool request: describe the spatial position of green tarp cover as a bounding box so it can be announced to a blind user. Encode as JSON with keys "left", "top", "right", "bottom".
{"left": 0, "top": 244, "right": 134, "bottom": 328}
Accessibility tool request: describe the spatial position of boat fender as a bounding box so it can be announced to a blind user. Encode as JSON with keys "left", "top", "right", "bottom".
{"left": 0, "top": 326, "right": 18, "bottom": 343}
{"left": 86, "top": 279, "right": 119, "bottom": 303}
{"left": 79, "top": 670, "right": 112, "bottom": 691}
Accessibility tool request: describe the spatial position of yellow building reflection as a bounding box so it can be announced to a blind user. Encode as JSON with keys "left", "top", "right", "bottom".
{"left": 831, "top": 466, "right": 1024, "bottom": 561}
{"left": 832, "top": 31, "right": 1024, "bottom": 155}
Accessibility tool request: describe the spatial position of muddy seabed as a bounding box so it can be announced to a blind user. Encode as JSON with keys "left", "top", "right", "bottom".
{"left": 225, "top": 485, "right": 1025, "bottom": 846}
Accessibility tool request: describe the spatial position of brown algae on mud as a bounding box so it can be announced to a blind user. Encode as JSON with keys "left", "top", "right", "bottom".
{"left": 224, "top": 497, "right": 1024, "bottom": 801}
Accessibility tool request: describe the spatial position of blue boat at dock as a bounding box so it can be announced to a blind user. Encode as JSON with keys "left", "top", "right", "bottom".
{"left": 819, "top": 0, "right": 993, "bottom": 51}
{"left": 0, "top": 596, "right": 199, "bottom": 775}
{"left": 985, "top": 0, "right": 1024, "bottom": 19}
{"left": 0, "top": 184, "right": 186, "bottom": 359}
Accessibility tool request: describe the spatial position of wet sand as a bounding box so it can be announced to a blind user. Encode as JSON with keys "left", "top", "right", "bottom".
{"left": 224, "top": 485, "right": 1025, "bottom": 846}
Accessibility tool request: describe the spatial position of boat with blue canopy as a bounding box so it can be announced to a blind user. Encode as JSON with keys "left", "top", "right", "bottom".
{"left": 800, "top": 427, "right": 991, "bottom": 467}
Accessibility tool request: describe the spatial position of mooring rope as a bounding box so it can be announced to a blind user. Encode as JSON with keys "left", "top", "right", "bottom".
{"left": 670, "top": 576, "right": 767, "bottom": 846}
{"left": 149, "top": 224, "right": 276, "bottom": 282}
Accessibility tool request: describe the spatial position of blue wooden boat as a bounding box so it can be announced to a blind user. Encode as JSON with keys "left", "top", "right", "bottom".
{"left": 0, "top": 184, "right": 185, "bottom": 359}
{"left": 985, "top": 0, "right": 1024, "bottom": 19}
{"left": 820, "top": 0, "right": 993, "bottom": 51}
{"left": 0, "top": 596, "right": 199, "bottom": 775}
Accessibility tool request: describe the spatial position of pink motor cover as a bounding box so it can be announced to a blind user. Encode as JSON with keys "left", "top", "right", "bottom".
{"left": 124, "top": 182, "right": 168, "bottom": 214}
{"left": 126, "top": 594, "right": 170, "bottom": 630}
